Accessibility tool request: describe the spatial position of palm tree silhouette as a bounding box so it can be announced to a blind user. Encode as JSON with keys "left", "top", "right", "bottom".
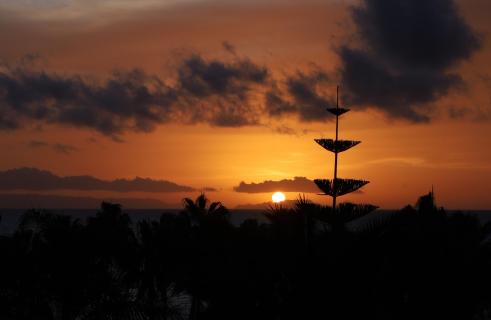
{"left": 182, "top": 193, "right": 229, "bottom": 227}
{"left": 133, "top": 218, "right": 189, "bottom": 320}
{"left": 3, "top": 193, "right": 491, "bottom": 320}
{"left": 181, "top": 193, "right": 230, "bottom": 320}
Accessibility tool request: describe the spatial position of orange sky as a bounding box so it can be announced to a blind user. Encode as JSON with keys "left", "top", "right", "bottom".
{"left": 0, "top": 0, "right": 490, "bottom": 209}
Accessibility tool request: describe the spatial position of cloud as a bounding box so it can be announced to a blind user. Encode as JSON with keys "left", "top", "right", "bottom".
{"left": 339, "top": 0, "right": 481, "bottom": 121}
{"left": 176, "top": 54, "right": 268, "bottom": 127}
{"left": 0, "top": 53, "right": 336, "bottom": 136}
{"left": 0, "top": 67, "right": 175, "bottom": 136}
{"left": 0, "top": 167, "right": 215, "bottom": 193}
{"left": 0, "top": 0, "right": 189, "bottom": 25}
{"left": 233, "top": 176, "right": 320, "bottom": 193}
{"left": 0, "top": 54, "right": 272, "bottom": 137}
{"left": 222, "top": 41, "right": 237, "bottom": 56}
{"left": 0, "top": 1, "right": 484, "bottom": 134}
{"left": 53, "top": 143, "right": 78, "bottom": 154}
{"left": 28, "top": 140, "right": 49, "bottom": 148}
{"left": 177, "top": 54, "right": 268, "bottom": 98}
{"left": 27, "top": 140, "right": 78, "bottom": 154}
{"left": 272, "top": 125, "right": 298, "bottom": 136}
{"left": 265, "top": 70, "right": 335, "bottom": 122}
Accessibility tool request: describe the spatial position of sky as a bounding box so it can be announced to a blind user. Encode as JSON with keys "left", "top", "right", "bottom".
{"left": 0, "top": 0, "right": 490, "bottom": 209}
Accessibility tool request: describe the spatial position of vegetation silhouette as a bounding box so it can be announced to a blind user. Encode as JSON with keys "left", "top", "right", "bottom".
{"left": 1, "top": 192, "right": 491, "bottom": 319}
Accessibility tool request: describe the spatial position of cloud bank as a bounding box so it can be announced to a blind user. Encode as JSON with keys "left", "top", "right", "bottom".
{"left": 233, "top": 176, "right": 319, "bottom": 193}
{"left": 338, "top": 0, "right": 481, "bottom": 121}
{"left": 0, "top": 55, "right": 271, "bottom": 137}
{"left": 0, "top": 167, "right": 214, "bottom": 193}
{"left": 0, "top": 55, "right": 340, "bottom": 138}
{"left": 265, "top": 70, "right": 335, "bottom": 122}
{"left": 0, "top": 0, "right": 483, "bottom": 137}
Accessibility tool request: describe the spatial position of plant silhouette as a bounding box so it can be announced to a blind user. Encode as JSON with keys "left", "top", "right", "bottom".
{"left": 1, "top": 193, "right": 491, "bottom": 319}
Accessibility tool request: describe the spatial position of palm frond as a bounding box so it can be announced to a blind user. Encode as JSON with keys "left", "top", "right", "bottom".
{"left": 182, "top": 198, "right": 195, "bottom": 210}
{"left": 264, "top": 203, "right": 295, "bottom": 223}
{"left": 196, "top": 194, "right": 208, "bottom": 210}
{"left": 351, "top": 210, "right": 405, "bottom": 237}
{"left": 208, "top": 201, "right": 221, "bottom": 213}
{"left": 294, "top": 194, "right": 313, "bottom": 209}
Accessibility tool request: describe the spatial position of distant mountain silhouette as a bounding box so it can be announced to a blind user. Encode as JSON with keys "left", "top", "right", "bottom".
{"left": 0, "top": 193, "right": 172, "bottom": 209}
{"left": 0, "top": 167, "right": 215, "bottom": 193}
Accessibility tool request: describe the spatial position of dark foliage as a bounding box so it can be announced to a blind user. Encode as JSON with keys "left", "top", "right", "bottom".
{"left": 314, "top": 178, "right": 370, "bottom": 197}
{"left": 1, "top": 192, "right": 491, "bottom": 319}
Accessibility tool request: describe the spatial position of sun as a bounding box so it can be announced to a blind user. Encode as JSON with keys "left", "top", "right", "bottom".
{"left": 272, "top": 192, "right": 286, "bottom": 203}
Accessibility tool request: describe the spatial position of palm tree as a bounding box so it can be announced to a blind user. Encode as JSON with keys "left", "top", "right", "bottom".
{"left": 265, "top": 195, "right": 378, "bottom": 247}
{"left": 9, "top": 209, "right": 89, "bottom": 320}
{"left": 182, "top": 193, "right": 229, "bottom": 227}
{"left": 132, "top": 218, "right": 189, "bottom": 320}
{"left": 181, "top": 194, "right": 229, "bottom": 320}
{"left": 80, "top": 202, "right": 140, "bottom": 320}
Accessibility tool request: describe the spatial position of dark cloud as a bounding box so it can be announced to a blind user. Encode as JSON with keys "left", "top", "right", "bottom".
{"left": 176, "top": 54, "right": 267, "bottom": 127}
{"left": 27, "top": 140, "right": 78, "bottom": 154}
{"left": 233, "top": 176, "right": 319, "bottom": 193}
{"left": 222, "top": 41, "right": 237, "bottom": 56}
{"left": 28, "top": 140, "right": 49, "bottom": 148}
{"left": 177, "top": 54, "right": 268, "bottom": 98}
{"left": 339, "top": 0, "right": 481, "bottom": 121}
{"left": 0, "top": 167, "right": 214, "bottom": 193}
{"left": 0, "top": 54, "right": 269, "bottom": 137}
{"left": 0, "top": 67, "right": 176, "bottom": 137}
{"left": 265, "top": 70, "right": 335, "bottom": 122}
{"left": 273, "top": 125, "right": 298, "bottom": 135}
{"left": 0, "top": 2, "right": 482, "bottom": 134}
{"left": 0, "top": 52, "right": 339, "bottom": 136}
{"left": 53, "top": 143, "right": 78, "bottom": 155}
{"left": 339, "top": 48, "right": 461, "bottom": 122}
{"left": 0, "top": 113, "right": 19, "bottom": 129}
{"left": 447, "top": 105, "right": 471, "bottom": 119}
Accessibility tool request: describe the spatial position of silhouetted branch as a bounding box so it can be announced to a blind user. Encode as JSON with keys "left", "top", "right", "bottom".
{"left": 314, "top": 139, "right": 361, "bottom": 153}
{"left": 314, "top": 178, "right": 369, "bottom": 197}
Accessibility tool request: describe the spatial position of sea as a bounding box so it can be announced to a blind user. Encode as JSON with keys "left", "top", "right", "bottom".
{"left": 1, "top": 208, "right": 491, "bottom": 236}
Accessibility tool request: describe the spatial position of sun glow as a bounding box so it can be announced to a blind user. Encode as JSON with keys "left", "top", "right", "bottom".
{"left": 272, "top": 192, "right": 286, "bottom": 203}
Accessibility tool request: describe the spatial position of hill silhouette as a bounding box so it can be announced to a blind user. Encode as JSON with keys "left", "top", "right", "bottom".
{"left": 0, "top": 167, "right": 213, "bottom": 193}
